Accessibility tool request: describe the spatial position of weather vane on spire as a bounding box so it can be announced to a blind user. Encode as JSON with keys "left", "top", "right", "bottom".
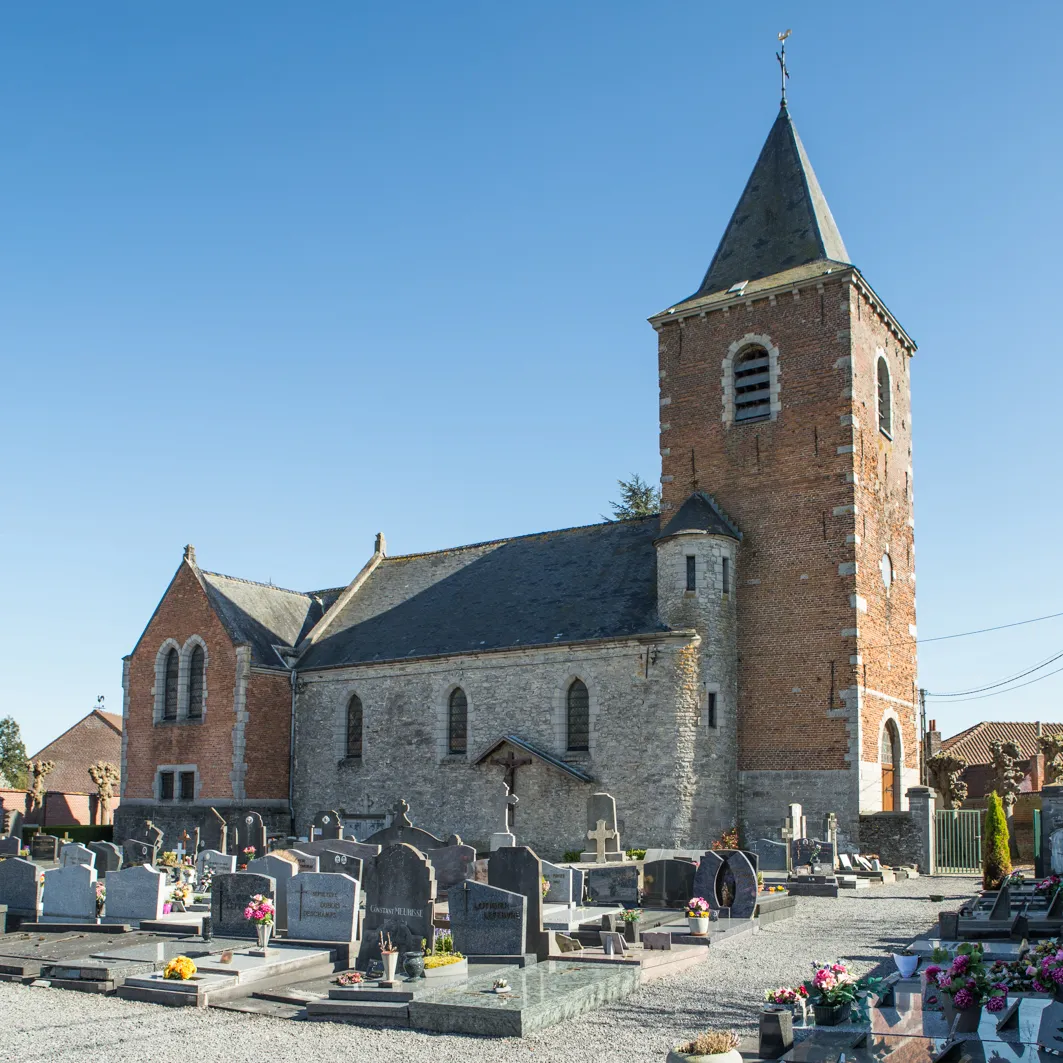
{"left": 776, "top": 29, "right": 792, "bottom": 108}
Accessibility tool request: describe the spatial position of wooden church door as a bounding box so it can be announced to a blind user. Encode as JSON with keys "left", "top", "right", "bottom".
{"left": 881, "top": 721, "right": 899, "bottom": 811}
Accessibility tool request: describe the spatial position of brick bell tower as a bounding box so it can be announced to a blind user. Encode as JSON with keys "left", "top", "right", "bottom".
{"left": 648, "top": 101, "right": 918, "bottom": 844}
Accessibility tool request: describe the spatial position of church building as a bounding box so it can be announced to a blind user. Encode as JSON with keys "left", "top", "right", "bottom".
{"left": 116, "top": 100, "right": 919, "bottom": 853}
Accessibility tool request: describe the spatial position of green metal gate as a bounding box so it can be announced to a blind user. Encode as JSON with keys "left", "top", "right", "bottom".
{"left": 935, "top": 809, "right": 983, "bottom": 874}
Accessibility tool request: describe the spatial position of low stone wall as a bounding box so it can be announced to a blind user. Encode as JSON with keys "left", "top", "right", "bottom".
{"left": 858, "top": 811, "right": 923, "bottom": 868}
{"left": 113, "top": 803, "right": 291, "bottom": 849}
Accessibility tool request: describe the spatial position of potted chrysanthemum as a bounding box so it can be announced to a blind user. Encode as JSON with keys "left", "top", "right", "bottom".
{"left": 163, "top": 955, "right": 198, "bottom": 981}
{"left": 927, "top": 943, "right": 1006, "bottom": 1031}
{"left": 668, "top": 1028, "right": 741, "bottom": 1063}
{"left": 685, "top": 897, "right": 712, "bottom": 935}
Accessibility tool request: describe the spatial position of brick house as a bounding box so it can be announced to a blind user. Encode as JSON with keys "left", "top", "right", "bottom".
{"left": 119, "top": 100, "right": 919, "bottom": 851}
{"left": 937, "top": 721, "right": 1062, "bottom": 797}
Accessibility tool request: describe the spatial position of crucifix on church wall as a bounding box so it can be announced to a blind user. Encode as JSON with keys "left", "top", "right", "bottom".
{"left": 490, "top": 749, "right": 532, "bottom": 829}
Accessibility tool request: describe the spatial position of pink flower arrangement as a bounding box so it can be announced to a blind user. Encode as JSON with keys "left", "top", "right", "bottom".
{"left": 685, "top": 897, "right": 711, "bottom": 918}
{"left": 766, "top": 986, "right": 808, "bottom": 1006}
{"left": 985, "top": 995, "right": 1007, "bottom": 1013}
{"left": 1037, "top": 875, "right": 1062, "bottom": 894}
{"left": 923, "top": 964, "right": 941, "bottom": 982}
{"left": 243, "top": 894, "right": 274, "bottom": 926}
{"left": 952, "top": 987, "right": 975, "bottom": 1011}
{"left": 805, "top": 961, "right": 862, "bottom": 1006}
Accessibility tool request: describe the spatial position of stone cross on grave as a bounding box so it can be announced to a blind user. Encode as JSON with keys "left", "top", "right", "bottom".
{"left": 490, "top": 750, "right": 532, "bottom": 828}
{"left": 391, "top": 798, "right": 413, "bottom": 830}
{"left": 781, "top": 822, "right": 794, "bottom": 874}
{"left": 173, "top": 841, "right": 186, "bottom": 862}
{"left": 587, "top": 819, "right": 616, "bottom": 863}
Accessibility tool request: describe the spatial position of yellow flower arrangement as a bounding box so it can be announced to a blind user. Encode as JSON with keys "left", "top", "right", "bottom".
{"left": 424, "top": 954, "right": 464, "bottom": 969}
{"left": 163, "top": 956, "right": 197, "bottom": 980}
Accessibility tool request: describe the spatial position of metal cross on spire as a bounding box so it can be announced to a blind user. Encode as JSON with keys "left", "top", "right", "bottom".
{"left": 776, "top": 29, "right": 792, "bottom": 108}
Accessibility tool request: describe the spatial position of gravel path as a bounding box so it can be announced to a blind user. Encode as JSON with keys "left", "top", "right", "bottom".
{"left": 0, "top": 875, "right": 976, "bottom": 1063}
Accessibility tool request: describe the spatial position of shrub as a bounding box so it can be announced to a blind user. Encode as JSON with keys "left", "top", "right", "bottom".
{"left": 563, "top": 850, "right": 582, "bottom": 863}
{"left": 25, "top": 825, "right": 114, "bottom": 844}
{"left": 626, "top": 848, "right": 646, "bottom": 860}
{"left": 677, "top": 1030, "right": 739, "bottom": 1056}
{"left": 982, "top": 792, "right": 1012, "bottom": 890}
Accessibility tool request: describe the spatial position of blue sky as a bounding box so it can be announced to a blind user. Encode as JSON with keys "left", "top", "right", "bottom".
{"left": 1, "top": 2, "right": 1061, "bottom": 754}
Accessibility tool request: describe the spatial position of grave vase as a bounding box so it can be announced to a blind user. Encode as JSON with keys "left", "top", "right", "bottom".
{"left": 623, "top": 919, "right": 641, "bottom": 945}
{"left": 255, "top": 922, "right": 272, "bottom": 951}
{"left": 687, "top": 915, "right": 710, "bottom": 936}
{"left": 812, "top": 1001, "right": 851, "bottom": 1026}
{"left": 382, "top": 950, "right": 399, "bottom": 983}
{"left": 941, "top": 997, "right": 981, "bottom": 1033}
{"left": 403, "top": 952, "right": 425, "bottom": 980}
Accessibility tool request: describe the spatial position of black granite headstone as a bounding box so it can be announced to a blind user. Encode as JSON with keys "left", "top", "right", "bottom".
{"left": 425, "top": 839, "right": 476, "bottom": 897}
{"left": 320, "top": 848, "right": 364, "bottom": 883}
{"left": 642, "top": 858, "right": 696, "bottom": 907}
{"left": 312, "top": 810, "right": 343, "bottom": 841}
{"left": 30, "top": 834, "right": 60, "bottom": 862}
{"left": 449, "top": 879, "right": 527, "bottom": 957}
{"left": 488, "top": 845, "right": 550, "bottom": 961}
{"left": 122, "top": 838, "right": 156, "bottom": 868}
{"left": 584, "top": 863, "right": 640, "bottom": 906}
{"left": 356, "top": 843, "right": 436, "bottom": 970}
{"left": 238, "top": 812, "right": 267, "bottom": 860}
{"left": 88, "top": 841, "right": 122, "bottom": 874}
{"left": 691, "top": 850, "right": 725, "bottom": 909}
{"left": 210, "top": 872, "right": 276, "bottom": 938}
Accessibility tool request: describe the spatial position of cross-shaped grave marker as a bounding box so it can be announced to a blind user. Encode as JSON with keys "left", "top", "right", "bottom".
{"left": 587, "top": 819, "right": 616, "bottom": 863}
{"left": 781, "top": 822, "right": 794, "bottom": 874}
{"left": 490, "top": 749, "right": 532, "bottom": 829}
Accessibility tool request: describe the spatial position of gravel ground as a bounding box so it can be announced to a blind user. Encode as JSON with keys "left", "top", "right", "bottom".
{"left": 0, "top": 875, "right": 976, "bottom": 1063}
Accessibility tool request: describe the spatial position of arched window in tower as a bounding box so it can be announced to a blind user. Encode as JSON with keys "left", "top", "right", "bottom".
{"left": 881, "top": 719, "right": 900, "bottom": 811}
{"left": 163, "top": 648, "right": 179, "bottom": 720}
{"left": 877, "top": 356, "right": 892, "bottom": 437}
{"left": 733, "top": 346, "right": 772, "bottom": 423}
{"left": 448, "top": 687, "right": 468, "bottom": 755}
{"left": 346, "top": 695, "right": 363, "bottom": 758}
{"left": 567, "top": 679, "right": 590, "bottom": 753}
{"left": 188, "top": 645, "right": 205, "bottom": 719}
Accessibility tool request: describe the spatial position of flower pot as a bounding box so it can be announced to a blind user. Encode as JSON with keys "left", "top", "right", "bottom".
{"left": 941, "top": 997, "right": 981, "bottom": 1033}
{"left": 162, "top": 903, "right": 172, "bottom": 915}
{"left": 402, "top": 952, "right": 425, "bottom": 980}
{"left": 255, "top": 922, "right": 272, "bottom": 951}
{"left": 424, "top": 957, "right": 468, "bottom": 979}
{"left": 893, "top": 953, "right": 919, "bottom": 978}
{"left": 667, "top": 1049, "right": 743, "bottom": 1063}
{"left": 624, "top": 921, "right": 641, "bottom": 945}
{"left": 812, "top": 1002, "right": 851, "bottom": 1026}
{"left": 382, "top": 950, "right": 399, "bottom": 982}
{"left": 687, "top": 915, "right": 710, "bottom": 936}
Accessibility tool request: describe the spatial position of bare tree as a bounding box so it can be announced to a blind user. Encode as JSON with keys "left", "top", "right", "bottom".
{"left": 1040, "top": 732, "right": 1063, "bottom": 786}
{"left": 88, "top": 761, "right": 120, "bottom": 825}
{"left": 926, "top": 751, "right": 969, "bottom": 809}
{"left": 26, "top": 759, "right": 55, "bottom": 815}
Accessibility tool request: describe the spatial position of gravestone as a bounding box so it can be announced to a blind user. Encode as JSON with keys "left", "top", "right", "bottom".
{"left": 642, "top": 858, "right": 697, "bottom": 908}
{"left": 31, "top": 833, "right": 60, "bottom": 862}
{"left": 489, "top": 785, "right": 518, "bottom": 851}
{"left": 450, "top": 880, "right": 527, "bottom": 958}
{"left": 312, "top": 810, "right": 343, "bottom": 841}
{"left": 239, "top": 812, "right": 267, "bottom": 860}
{"left": 196, "top": 849, "right": 236, "bottom": 878}
{"left": 793, "top": 840, "right": 835, "bottom": 869}
{"left": 246, "top": 854, "right": 298, "bottom": 933}
{"left": 750, "top": 838, "right": 787, "bottom": 871}
{"left": 599, "top": 930, "right": 627, "bottom": 956}
{"left": 356, "top": 843, "right": 436, "bottom": 970}
{"left": 361, "top": 799, "right": 445, "bottom": 851}
{"left": 580, "top": 792, "right": 622, "bottom": 862}
{"left": 0, "top": 836, "right": 21, "bottom": 856}
{"left": 488, "top": 845, "right": 550, "bottom": 960}
{"left": 786, "top": 803, "right": 807, "bottom": 842}
{"left": 838, "top": 853, "right": 854, "bottom": 871}
{"left": 692, "top": 851, "right": 726, "bottom": 910}
{"left": 60, "top": 843, "right": 96, "bottom": 869}
{"left": 299, "top": 837, "right": 380, "bottom": 863}
{"left": 203, "top": 807, "right": 228, "bottom": 854}
{"left": 1050, "top": 829, "right": 1063, "bottom": 875}
{"left": 134, "top": 820, "right": 164, "bottom": 851}
{"left": 0, "top": 856, "right": 42, "bottom": 915}
{"left": 855, "top": 854, "right": 875, "bottom": 872}
{"left": 642, "top": 848, "right": 702, "bottom": 863}
{"left": 584, "top": 863, "right": 640, "bottom": 906}
{"left": 123, "top": 838, "right": 158, "bottom": 868}
{"left": 541, "top": 859, "right": 582, "bottom": 907}
{"left": 289, "top": 849, "right": 321, "bottom": 873}
{"left": 88, "top": 841, "right": 122, "bottom": 873}
{"left": 319, "top": 848, "right": 362, "bottom": 882}
{"left": 425, "top": 838, "right": 476, "bottom": 896}
{"left": 41, "top": 863, "right": 98, "bottom": 923}
{"left": 989, "top": 886, "right": 1011, "bottom": 920}
{"left": 719, "top": 850, "right": 758, "bottom": 919}
{"left": 103, "top": 864, "right": 168, "bottom": 924}
{"left": 824, "top": 812, "right": 840, "bottom": 868}
{"left": 211, "top": 872, "right": 276, "bottom": 938}
{"left": 287, "top": 871, "right": 360, "bottom": 942}
{"left": 3, "top": 809, "right": 23, "bottom": 840}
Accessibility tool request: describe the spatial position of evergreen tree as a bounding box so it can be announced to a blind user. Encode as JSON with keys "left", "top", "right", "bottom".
{"left": 0, "top": 717, "right": 27, "bottom": 790}
{"left": 982, "top": 791, "right": 1012, "bottom": 890}
{"left": 605, "top": 474, "right": 661, "bottom": 521}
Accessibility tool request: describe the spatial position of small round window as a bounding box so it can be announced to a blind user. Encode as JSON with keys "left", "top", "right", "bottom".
{"left": 880, "top": 553, "right": 893, "bottom": 591}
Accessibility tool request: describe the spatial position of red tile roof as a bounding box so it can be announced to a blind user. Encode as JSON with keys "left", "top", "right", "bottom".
{"left": 941, "top": 721, "right": 1063, "bottom": 765}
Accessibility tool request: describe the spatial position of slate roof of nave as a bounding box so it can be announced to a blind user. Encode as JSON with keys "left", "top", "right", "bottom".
{"left": 297, "top": 517, "right": 667, "bottom": 669}
{"left": 198, "top": 571, "right": 344, "bottom": 666}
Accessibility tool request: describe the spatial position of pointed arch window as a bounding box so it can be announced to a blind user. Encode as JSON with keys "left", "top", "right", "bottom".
{"left": 448, "top": 687, "right": 468, "bottom": 755}
{"left": 881, "top": 719, "right": 900, "bottom": 811}
{"left": 566, "top": 679, "right": 590, "bottom": 753}
{"left": 733, "top": 346, "right": 772, "bottom": 423}
{"left": 877, "top": 356, "right": 892, "bottom": 438}
{"left": 163, "top": 649, "right": 179, "bottom": 720}
{"left": 346, "top": 695, "right": 363, "bottom": 759}
{"left": 188, "top": 645, "right": 205, "bottom": 718}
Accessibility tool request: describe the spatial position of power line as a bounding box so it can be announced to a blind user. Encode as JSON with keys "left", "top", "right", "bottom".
{"left": 918, "top": 610, "right": 1063, "bottom": 644}
{"left": 926, "top": 662, "right": 1063, "bottom": 704}
{"left": 926, "top": 648, "right": 1063, "bottom": 698}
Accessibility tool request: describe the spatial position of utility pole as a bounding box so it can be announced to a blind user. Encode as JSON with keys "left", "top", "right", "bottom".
{"left": 918, "top": 687, "right": 928, "bottom": 785}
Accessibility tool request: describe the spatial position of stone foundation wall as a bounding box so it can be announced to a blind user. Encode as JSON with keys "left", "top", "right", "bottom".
{"left": 858, "top": 811, "right": 924, "bottom": 868}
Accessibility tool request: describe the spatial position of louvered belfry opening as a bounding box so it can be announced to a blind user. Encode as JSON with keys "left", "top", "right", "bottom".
{"left": 448, "top": 687, "right": 468, "bottom": 754}
{"left": 877, "top": 356, "right": 892, "bottom": 436}
{"left": 188, "top": 645, "right": 204, "bottom": 718}
{"left": 346, "top": 695, "right": 363, "bottom": 758}
{"left": 733, "top": 347, "right": 771, "bottom": 422}
{"left": 163, "top": 649, "right": 179, "bottom": 720}
{"left": 567, "top": 679, "right": 590, "bottom": 752}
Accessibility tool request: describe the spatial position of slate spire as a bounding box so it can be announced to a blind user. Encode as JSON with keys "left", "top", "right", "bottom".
{"left": 691, "top": 106, "right": 850, "bottom": 300}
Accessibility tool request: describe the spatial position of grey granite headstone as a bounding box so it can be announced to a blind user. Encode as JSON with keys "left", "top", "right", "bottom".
{"left": 133, "top": 820, "right": 164, "bottom": 849}
{"left": 750, "top": 838, "right": 787, "bottom": 871}
{"left": 356, "top": 843, "right": 436, "bottom": 969}
{"left": 103, "top": 864, "right": 167, "bottom": 924}
{"left": 289, "top": 849, "right": 321, "bottom": 873}
{"left": 312, "top": 810, "right": 343, "bottom": 841}
{"left": 196, "top": 848, "right": 236, "bottom": 878}
{"left": 123, "top": 839, "right": 156, "bottom": 868}
{"left": 541, "top": 860, "right": 578, "bottom": 906}
{"left": 581, "top": 792, "right": 622, "bottom": 861}
{"left": 989, "top": 886, "right": 1011, "bottom": 920}
{"left": 3, "top": 809, "right": 23, "bottom": 839}
{"left": 450, "top": 880, "right": 527, "bottom": 957}
{"left": 642, "top": 858, "right": 696, "bottom": 907}
{"left": 691, "top": 850, "right": 726, "bottom": 909}
{"left": 31, "top": 834, "right": 60, "bottom": 862}
{"left": 88, "top": 841, "right": 122, "bottom": 873}
{"left": 0, "top": 856, "right": 42, "bottom": 914}
{"left": 0, "top": 836, "right": 21, "bottom": 856}
{"left": 246, "top": 854, "right": 298, "bottom": 932}
{"left": 838, "top": 853, "right": 854, "bottom": 870}
{"left": 211, "top": 872, "right": 276, "bottom": 938}
{"left": 488, "top": 845, "right": 550, "bottom": 961}
{"left": 425, "top": 839, "right": 476, "bottom": 896}
{"left": 361, "top": 800, "right": 445, "bottom": 851}
{"left": 42, "top": 862, "right": 98, "bottom": 923}
{"left": 584, "top": 863, "right": 639, "bottom": 906}
{"left": 60, "top": 843, "right": 96, "bottom": 869}
{"left": 320, "top": 848, "right": 362, "bottom": 882}
{"left": 287, "top": 872, "right": 359, "bottom": 943}
{"left": 642, "top": 848, "right": 702, "bottom": 863}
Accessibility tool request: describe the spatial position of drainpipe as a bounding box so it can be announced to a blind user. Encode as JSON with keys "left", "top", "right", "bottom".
{"left": 288, "top": 667, "right": 298, "bottom": 834}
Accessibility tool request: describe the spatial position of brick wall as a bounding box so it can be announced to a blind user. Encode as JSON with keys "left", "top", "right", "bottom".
{"left": 245, "top": 670, "right": 292, "bottom": 800}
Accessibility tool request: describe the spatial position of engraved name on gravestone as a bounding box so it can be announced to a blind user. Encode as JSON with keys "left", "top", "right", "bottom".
{"left": 246, "top": 854, "right": 298, "bottom": 933}
{"left": 88, "top": 841, "right": 122, "bottom": 873}
{"left": 313, "top": 811, "right": 343, "bottom": 841}
{"left": 584, "top": 863, "right": 639, "bottom": 906}
{"left": 356, "top": 843, "right": 436, "bottom": 970}
{"left": 287, "top": 872, "right": 360, "bottom": 943}
{"left": 60, "top": 843, "right": 96, "bottom": 869}
{"left": 211, "top": 873, "right": 276, "bottom": 938}
{"left": 541, "top": 859, "right": 579, "bottom": 907}
{"left": 487, "top": 845, "right": 550, "bottom": 961}
{"left": 449, "top": 879, "right": 527, "bottom": 957}
{"left": 103, "top": 864, "right": 168, "bottom": 924}
{"left": 31, "top": 834, "right": 60, "bottom": 862}
{"left": 41, "top": 862, "right": 98, "bottom": 923}
{"left": 320, "top": 848, "right": 363, "bottom": 883}
{"left": 0, "top": 856, "right": 43, "bottom": 915}
{"left": 196, "top": 849, "right": 236, "bottom": 878}
{"left": 289, "top": 849, "right": 321, "bottom": 873}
